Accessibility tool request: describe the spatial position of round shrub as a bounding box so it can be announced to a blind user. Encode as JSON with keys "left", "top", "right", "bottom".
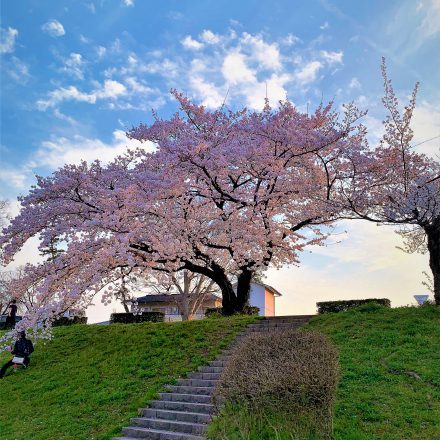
{"left": 214, "top": 330, "right": 339, "bottom": 438}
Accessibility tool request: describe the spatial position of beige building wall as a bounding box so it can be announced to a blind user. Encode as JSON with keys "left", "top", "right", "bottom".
{"left": 264, "top": 289, "right": 275, "bottom": 316}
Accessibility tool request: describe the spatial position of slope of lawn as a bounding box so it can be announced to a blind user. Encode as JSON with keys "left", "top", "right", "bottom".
{"left": 208, "top": 305, "right": 440, "bottom": 440}
{"left": 309, "top": 305, "right": 440, "bottom": 440}
{"left": 0, "top": 316, "right": 256, "bottom": 440}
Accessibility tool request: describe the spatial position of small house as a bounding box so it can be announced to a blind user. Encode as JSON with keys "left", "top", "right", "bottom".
{"left": 131, "top": 281, "right": 282, "bottom": 320}
{"left": 248, "top": 281, "right": 282, "bottom": 316}
{"left": 132, "top": 293, "right": 222, "bottom": 321}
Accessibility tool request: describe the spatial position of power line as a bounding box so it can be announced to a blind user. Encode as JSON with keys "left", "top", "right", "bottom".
{"left": 412, "top": 134, "right": 440, "bottom": 148}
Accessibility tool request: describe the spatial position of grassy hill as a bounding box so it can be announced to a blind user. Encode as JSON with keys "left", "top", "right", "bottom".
{"left": 0, "top": 316, "right": 256, "bottom": 440}
{"left": 207, "top": 305, "right": 440, "bottom": 440}
{"left": 1, "top": 306, "right": 439, "bottom": 440}
{"left": 309, "top": 305, "right": 440, "bottom": 440}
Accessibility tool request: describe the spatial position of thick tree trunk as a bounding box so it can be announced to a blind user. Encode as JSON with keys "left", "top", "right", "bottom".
{"left": 216, "top": 275, "right": 237, "bottom": 315}
{"left": 180, "top": 301, "right": 191, "bottom": 320}
{"left": 236, "top": 269, "right": 253, "bottom": 313}
{"left": 183, "top": 260, "right": 238, "bottom": 315}
{"left": 426, "top": 224, "right": 440, "bottom": 305}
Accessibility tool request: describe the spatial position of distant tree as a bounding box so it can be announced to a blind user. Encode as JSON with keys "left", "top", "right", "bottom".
{"left": 40, "top": 236, "right": 64, "bottom": 262}
{"left": 136, "top": 269, "right": 219, "bottom": 320}
{"left": 0, "top": 266, "right": 37, "bottom": 315}
{"left": 342, "top": 59, "right": 440, "bottom": 304}
{"left": 0, "top": 271, "right": 14, "bottom": 315}
{"left": 251, "top": 270, "right": 267, "bottom": 284}
{"left": 0, "top": 200, "right": 10, "bottom": 264}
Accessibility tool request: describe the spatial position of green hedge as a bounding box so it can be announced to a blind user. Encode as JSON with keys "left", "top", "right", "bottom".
{"left": 206, "top": 306, "right": 260, "bottom": 317}
{"left": 110, "top": 312, "right": 164, "bottom": 324}
{"left": 53, "top": 316, "right": 88, "bottom": 327}
{"left": 316, "top": 298, "right": 391, "bottom": 314}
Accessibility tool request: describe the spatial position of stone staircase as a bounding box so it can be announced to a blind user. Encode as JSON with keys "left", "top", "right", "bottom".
{"left": 113, "top": 315, "right": 314, "bottom": 440}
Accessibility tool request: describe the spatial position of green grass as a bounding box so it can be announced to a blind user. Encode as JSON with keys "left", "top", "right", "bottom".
{"left": 208, "top": 305, "right": 440, "bottom": 440}
{"left": 308, "top": 305, "right": 440, "bottom": 440}
{"left": 0, "top": 316, "right": 256, "bottom": 440}
{"left": 208, "top": 403, "right": 324, "bottom": 440}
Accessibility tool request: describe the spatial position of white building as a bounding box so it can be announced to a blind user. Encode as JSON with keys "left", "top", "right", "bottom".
{"left": 248, "top": 281, "right": 282, "bottom": 316}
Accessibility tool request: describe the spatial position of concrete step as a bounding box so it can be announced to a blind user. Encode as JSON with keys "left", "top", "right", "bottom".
{"left": 197, "top": 366, "right": 223, "bottom": 373}
{"left": 177, "top": 378, "right": 217, "bottom": 388}
{"left": 251, "top": 320, "right": 309, "bottom": 326}
{"left": 146, "top": 401, "right": 215, "bottom": 415}
{"left": 121, "top": 426, "right": 204, "bottom": 439}
{"left": 113, "top": 437, "right": 139, "bottom": 440}
{"left": 141, "top": 408, "right": 212, "bottom": 424}
{"left": 261, "top": 315, "right": 314, "bottom": 322}
{"left": 158, "top": 393, "right": 212, "bottom": 404}
{"left": 208, "top": 360, "right": 228, "bottom": 367}
{"left": 165, "top": 385, "right": 214, "bottom": 395}
{"left": 187, "top": 372, "right": 221, "bottom": 380}
{"left": 131, "top": 417, "right": 207, "bottom": 435}
{"left": 246, "top": 325, "right": 303, "bottom": 332}
{"left": 247, "top": 322, "right": 306, "bottom": 328}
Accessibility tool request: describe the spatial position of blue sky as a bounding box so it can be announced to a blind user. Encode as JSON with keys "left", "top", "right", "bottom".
{"left": 1, "top": 0, "right": 439, "bottom": 321}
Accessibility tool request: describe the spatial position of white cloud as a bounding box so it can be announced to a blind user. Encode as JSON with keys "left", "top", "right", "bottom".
{"left": 95, "top": 79, "right": 126, "bottom": 99}
{"left": 268, "top": 220, "right": 430, "bottom": 316}
{"left": 280, "top": 34, "right": 302, "bottom": 46}
{"left": 418, "top": 0, "right": 440, "bottom": 40}
{"left": 181, "top": 35, "right": 204, "bottom": 50}
{"left": 168, "top": 11, "right": 184, "bottom": 20}
{"left": 320, "top": 50, "right": 343, "bottom": 64}
{"left": 125, "top": 76, "right": 154, "bottom": 94}
{"left": 79, "top": 34, "right": 90, "bottom": 44}
{"left": 85, "top": 2, "right": 96, "bottom": 13}
{"left": 0, "top": 131, "right": 155, "bottom": 195}
{"left": 41, "top": 19, "right": 65, "bottom": 37}
{"left": 156, "top": 31, "right": 344, "bottom": 109}
{"left": 320, "top": 21, "right": 329, "bottom": 30}
{"left": 60, "top": 52, "right": 84, "bottom": 79}
{"left": 244, "top": 73, "right": 290, "bottom": 109}
{"left": 0, "top": 27, "right": 18, "bottom": 53}
{"left": 36, "top": 86, "right": 96, "bottom": 110}
{"left": 189, "top": 75, "right": 225, "bottom": 109}
{"left": 222, "top": 51, "right": 256, "bottom": 85}
{"left": 294, "top": 61, "right": 322, "bottom": 86}
{"left": 188, "top": 59, "right": 225, "bottom": 108}
{"left": 122, "top": 0, "right": 134, "bottom": 6}
{"left": 110, "top": 52, "right": 180, "bottom": 79}
{"left": 349, "top": 77, "right": 361, "bottom": 89}
{"left": 200, "top": 30, "right": 221, "bottom": 44}
{"left": 34, "top": 130, "right": 151, "bottom": 170}
{"left": 4, "top": 56, "right": 30, "bottom": 84}
{"left": 241, "top": 32, "right": 282, "bottom": 70}
{"left": 36, "top": 80, "right": 126, "bottom": 110}
{"left": 411, "top": 100, "right": 440, "bottom": 158}
{"left": 53, "top": 108, "right": 78, "bottom": 125}
{"left": 96, "top": 46, "right": 106, "bottom": 58}
{"left": 0, "top": 168, "right": 28, "bottom": 189}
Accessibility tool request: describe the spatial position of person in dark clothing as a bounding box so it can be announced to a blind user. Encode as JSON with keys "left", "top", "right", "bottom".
{"left": 0, "top": 331, "right": 34, "bottom": 378}
{"left": 5, "top": 300, "right": 17, "bottom": 329}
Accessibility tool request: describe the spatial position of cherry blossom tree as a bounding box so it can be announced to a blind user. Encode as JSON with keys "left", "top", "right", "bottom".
{"left": 342, "top": 60, "right": 440, "bottom": 304}
{"left": 0, "top": 90, "right": 367, "bottom": 345}
{"left": 128, "top": 91, "right": 367, "bottom": 311}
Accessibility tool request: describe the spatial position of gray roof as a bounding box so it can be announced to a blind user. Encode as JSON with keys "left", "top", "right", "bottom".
{"left": 251, "top": 281, "right": 282, "bottom": 297}
{"left": 230, "top": 281, "right": 282, "bottom": 297}
{"left": 132, "top": 293, "right": 221, "bottom": 304}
